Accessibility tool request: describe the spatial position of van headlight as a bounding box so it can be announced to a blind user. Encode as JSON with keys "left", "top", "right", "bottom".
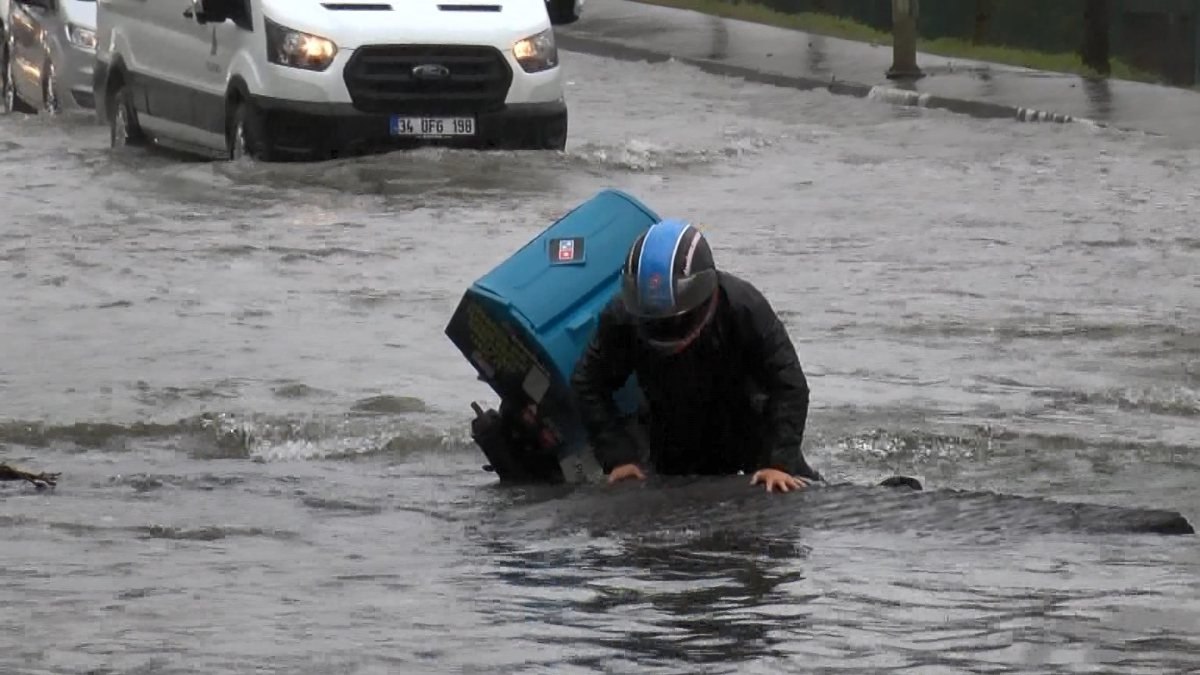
{"left": 513, "top": 29, "right": 557, "bottom": 73}
{"left": 265, "top": 17, "right": 338, "bottom": 72}
{"left": 66, "top": 24, "right": 97, "bottom": 51}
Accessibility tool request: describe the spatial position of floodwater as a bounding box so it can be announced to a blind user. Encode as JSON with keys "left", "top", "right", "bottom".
{"left": 2, "top": 49, "right": 1199, "bottom": 673}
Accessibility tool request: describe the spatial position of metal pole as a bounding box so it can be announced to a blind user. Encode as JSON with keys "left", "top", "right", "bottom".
{"left": 1194, "top": 0, "right": 1200, "bottom": 86}
{"left": 887, "top": 0, "right": 925, "bottom": 79}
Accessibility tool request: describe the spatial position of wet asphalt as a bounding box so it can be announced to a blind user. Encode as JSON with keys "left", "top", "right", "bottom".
{"left": 1, "top": 44, "right": 1199, "bottom": 674}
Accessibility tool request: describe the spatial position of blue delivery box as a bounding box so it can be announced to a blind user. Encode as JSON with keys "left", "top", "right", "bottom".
{"left": 444, "top": 189, "right": 658, "bottom": 484}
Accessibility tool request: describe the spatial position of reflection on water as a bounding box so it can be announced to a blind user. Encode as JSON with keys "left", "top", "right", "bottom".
{"left": 473, "top": 521, "right": 1200, "bottom": 672}
{"left": 1082, "top": 76, "right": 1115, "bottom": 118}
{"left": 483, "top": 527, "right": 809, "bottom": 670}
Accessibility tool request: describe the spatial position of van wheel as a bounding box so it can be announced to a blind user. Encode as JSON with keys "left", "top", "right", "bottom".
{"left": 110, "top": 83, "right": 146, "bottom": 149}
{"left": 42, "top": 61, "right": 61, "bottom": 115}
{"left": 544, "top": 130, "right": 567, "bottom": 151}
{"left": 228, "top": 100, "right": 272, "bottom": 162}
{"left": 536, "top": 115, "right": 567, "bottom": 151}
{"left": 547, "top": 0, "right": 581, "bottom": 25}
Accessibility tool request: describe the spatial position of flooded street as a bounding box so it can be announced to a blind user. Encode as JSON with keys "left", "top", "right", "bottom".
{"left": 2, "top": 49, "right": 1199, "bottom": 673}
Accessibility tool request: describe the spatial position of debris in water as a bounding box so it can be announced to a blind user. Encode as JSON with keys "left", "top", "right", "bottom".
{"left": 0, "top": 463, "right": 59, "bottom": 489}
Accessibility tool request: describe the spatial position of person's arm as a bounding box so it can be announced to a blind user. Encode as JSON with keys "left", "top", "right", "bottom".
{"left": 570, "top": 300, "right": 640, "bottom": 474}
{"left": 741, "top": 285, "right": 821, "bottom": 482}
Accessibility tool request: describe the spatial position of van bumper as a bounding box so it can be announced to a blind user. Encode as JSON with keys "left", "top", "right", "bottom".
{"left": 249, "top": 96, "right": 568, "bottom": 157}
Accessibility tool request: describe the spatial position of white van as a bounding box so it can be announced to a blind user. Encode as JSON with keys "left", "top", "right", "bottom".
{"left": 92, "top": 0, "right": 580, "bottom": 161}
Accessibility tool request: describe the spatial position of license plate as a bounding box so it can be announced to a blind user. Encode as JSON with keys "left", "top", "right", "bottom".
{"left": 390, "top": 116, "right": 475, "bottom": 137}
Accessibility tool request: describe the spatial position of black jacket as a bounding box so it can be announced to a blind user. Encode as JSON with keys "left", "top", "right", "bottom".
{"left": 570, "top": 272, "right": 821, "bottom": 480}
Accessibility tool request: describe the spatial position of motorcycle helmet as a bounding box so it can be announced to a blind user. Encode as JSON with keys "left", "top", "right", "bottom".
{"left": 620, "top": 219, "right": 719, "bottom": 353}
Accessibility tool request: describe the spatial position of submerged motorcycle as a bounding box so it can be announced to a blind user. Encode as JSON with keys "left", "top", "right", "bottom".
{"left": 445, "top": 188, "right": 652, "bottom": 485}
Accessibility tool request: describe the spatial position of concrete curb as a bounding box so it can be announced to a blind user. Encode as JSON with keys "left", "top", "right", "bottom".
{"left": 865, "top": 85, "right": 1096, "bottom": 126}
{"left": 558, "top": 32, "right": 1112, "bottom": 131}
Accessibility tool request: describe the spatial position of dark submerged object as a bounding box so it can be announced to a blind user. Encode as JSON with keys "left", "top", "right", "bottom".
{"left": 494, "top": 476, "right": 1195, "bottom": 538}
{"left": 0, "top": 463, "right": 59, "bottom": 489}
{"left": 879, "top": 475, "right": 924, "bottom": 490}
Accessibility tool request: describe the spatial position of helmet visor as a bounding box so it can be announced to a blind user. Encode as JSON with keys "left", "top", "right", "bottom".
{"left": 637, "top": 291, "right": 718, "bottom": 353}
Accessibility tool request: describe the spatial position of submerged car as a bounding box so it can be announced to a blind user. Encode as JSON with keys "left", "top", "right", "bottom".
{"left": 2, "top": 0, "right": 97, "bottom": 114}
{"left": 94, "top": 0, "right": 583, "bottom": 161}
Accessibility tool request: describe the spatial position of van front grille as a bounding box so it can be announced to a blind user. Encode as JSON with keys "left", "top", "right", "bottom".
{"left": 343, "top": 45, "right": 513, "bottom": 114}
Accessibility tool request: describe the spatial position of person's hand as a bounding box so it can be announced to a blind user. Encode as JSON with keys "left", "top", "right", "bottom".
{"left": 607, "top": 463, "right": 646, "bottom": 485}
{"left": 750, "top": 468, "right": 809, "bottom": 493}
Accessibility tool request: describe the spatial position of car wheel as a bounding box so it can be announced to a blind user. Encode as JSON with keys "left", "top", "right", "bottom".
{"left": 228, "top": 100, "right": 273, "bottom": 162}
{"left": 0, "top": 47, "right": 9, "bottom": 114}
{"left": 110, "top": 82, "right": 145, "bottom": 149}
{"left": 3, "top": 50, "right": 34, "bottom": 114}
{"left": 42, "top": 61, "right": 60, "bottom": 115}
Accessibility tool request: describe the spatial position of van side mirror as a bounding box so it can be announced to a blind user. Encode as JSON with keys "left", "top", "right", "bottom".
{"left": 546, "top": 0, "right": 581, "bottom": 25}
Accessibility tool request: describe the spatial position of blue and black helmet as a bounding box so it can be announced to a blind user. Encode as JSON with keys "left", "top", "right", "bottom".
{"left": 621, "top": 219, "right": 719, "bottom": 349}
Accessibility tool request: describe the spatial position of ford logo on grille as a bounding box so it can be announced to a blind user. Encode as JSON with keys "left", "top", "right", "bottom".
{"left": 412, "top": 64, "right": 451, "bottom": 81}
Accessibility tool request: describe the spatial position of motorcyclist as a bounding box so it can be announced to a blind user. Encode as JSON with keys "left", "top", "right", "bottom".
{"left": 570, "top": 218, "right": 822, "bottom": 493}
